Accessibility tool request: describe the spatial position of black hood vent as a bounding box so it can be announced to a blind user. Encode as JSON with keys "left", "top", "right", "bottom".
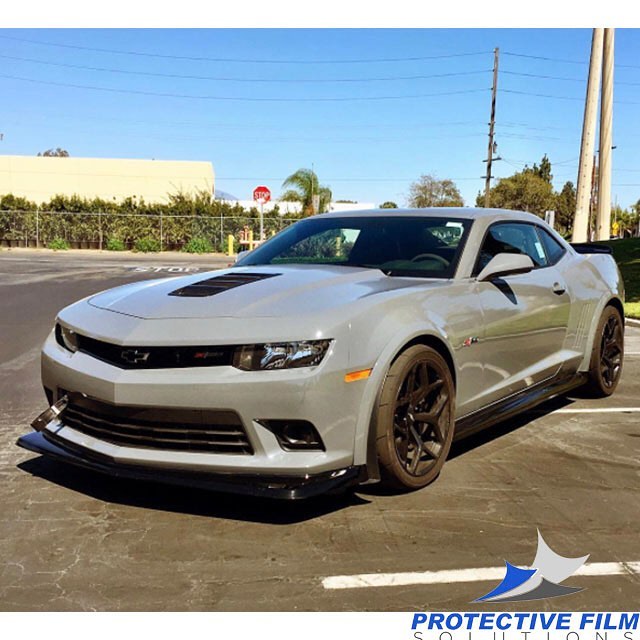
{"left": 169, "top": 272, "right": 280, "bottom": 298}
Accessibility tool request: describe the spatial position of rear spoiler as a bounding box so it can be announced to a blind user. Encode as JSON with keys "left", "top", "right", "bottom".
{"left": 571, "top": 243, "right": 613, "bottom": 255}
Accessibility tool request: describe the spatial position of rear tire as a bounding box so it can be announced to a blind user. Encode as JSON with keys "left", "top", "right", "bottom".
{"left": 584, "top": 305, "right": 624, "bottom": 398}
{"left": 375, "top": 345, "right": 455, "bottom": 491}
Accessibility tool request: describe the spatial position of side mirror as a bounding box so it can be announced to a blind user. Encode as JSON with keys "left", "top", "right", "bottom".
{"left": 235, "top": 249, "right": 250, "bottom": 263}
{"left": 477, "top": 253, "right": 535, "bottom": 282}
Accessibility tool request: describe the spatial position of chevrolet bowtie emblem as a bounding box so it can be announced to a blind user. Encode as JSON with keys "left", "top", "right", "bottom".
{"left": 120, "top": 349, "right": 151, "bottom": 364}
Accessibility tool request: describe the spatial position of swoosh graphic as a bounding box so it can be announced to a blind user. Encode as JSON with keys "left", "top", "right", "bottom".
{"left": 475, "top": 562, "right": 537, "bottom": 602}
{"left": 485, "top": 578, "right": 584, "bottom": 602}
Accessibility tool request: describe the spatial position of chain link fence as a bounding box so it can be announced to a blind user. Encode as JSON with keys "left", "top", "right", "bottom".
{"left": 0, "top": 209, "right": 300, "bottom": 253}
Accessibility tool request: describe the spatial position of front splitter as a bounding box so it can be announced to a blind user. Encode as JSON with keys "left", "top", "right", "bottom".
{"left": 17, "top": 431, "right": 366, "bottom": 500}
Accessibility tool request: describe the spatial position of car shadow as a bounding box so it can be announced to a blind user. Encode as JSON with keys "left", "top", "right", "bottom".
{"left": 18, "top": 394, "right": 582, "bottom": 513}
{"left": 17, "top": 456, "right": 371, "bottom": 524}
{"left": 358, "top": 393, "right": 577, "bottom": 497}
{"left": 448, "top": 394, "right": 575, "bottom": 460}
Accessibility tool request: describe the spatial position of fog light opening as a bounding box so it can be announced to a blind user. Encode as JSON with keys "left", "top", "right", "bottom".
{"left": 257, "top": 419, "right": 325, "bottom": 452}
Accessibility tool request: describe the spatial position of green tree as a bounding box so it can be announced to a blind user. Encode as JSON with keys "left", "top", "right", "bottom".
{"left": 554, "top": 181, "right": 576, "bottom": 235}
{"left": 281, "top": 168, "right": 332, "bottom": 216}
{"left": 612, "top": 205, "right": 639, "bottom": 238}
{"left": 38, "top": 148, "right": 70, "bottom": 157}
{"left": 532, "top": 154, "right": 553, "bottom": 183}
{"left": 478, "top": 167, "right": 554, "bottom": 216}
{"left": 379, "top": 201, "right": 398, "bottom": 209}
{"left": 408, "top": 175, "right": 464, "bottom": 208}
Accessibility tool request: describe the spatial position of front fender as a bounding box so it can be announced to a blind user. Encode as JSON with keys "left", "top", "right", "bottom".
{"left": 349, "top": 312, "right": 455, "bottom": 472}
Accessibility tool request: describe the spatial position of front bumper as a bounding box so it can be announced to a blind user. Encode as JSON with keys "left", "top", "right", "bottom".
{"left": 40, "top": 321, "right": 371, "bottom": 477}
{"left": 27, "top": 313, "right": 381, "bottom": 496}
{"left": 17, "top": 431, "right": 366, "bottom": 500}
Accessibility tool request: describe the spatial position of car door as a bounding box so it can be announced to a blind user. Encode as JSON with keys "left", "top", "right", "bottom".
{"left": 469, "top": 221, "right": 572, "bottom": 410}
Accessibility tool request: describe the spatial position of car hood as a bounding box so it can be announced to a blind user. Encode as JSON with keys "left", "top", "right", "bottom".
{"left": 87, "top": 265, "right": 445, "bottom": 319}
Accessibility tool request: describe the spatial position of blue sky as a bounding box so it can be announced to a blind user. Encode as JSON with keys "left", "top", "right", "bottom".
{"left": 0, "top": 28, "right": 639, "bottom": 207}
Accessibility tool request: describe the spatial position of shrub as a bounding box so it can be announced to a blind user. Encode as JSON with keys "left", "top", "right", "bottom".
{"left": 106, "top": 237, "right": 126, "bottom": 251}
{"left": 182, "top": 236, "right": 214, "bottom": 254}
{"left": 133, "top": 237, "right": 161, "bottom": 253}
{"left": 48, "top": 237, "right": 70, "bottom": 251}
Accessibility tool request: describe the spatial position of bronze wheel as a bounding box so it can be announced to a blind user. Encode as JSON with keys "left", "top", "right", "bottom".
{"left": 375, "top": 345, "right": 455, "bottom": 490}
{"left": 585, "top": 305, "right": 624, "bottom": 397}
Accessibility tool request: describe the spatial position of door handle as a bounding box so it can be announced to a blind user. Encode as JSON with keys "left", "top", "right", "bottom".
{"left": 552, "top": 282, "right": 566, "bottom": 295}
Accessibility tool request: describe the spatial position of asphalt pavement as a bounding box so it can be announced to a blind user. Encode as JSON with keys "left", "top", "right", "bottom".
{"left": 1, "top": 249, "right": 639, "bottom": 611}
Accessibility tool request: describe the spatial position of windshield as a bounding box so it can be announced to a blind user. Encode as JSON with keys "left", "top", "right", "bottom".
{"left": 236, "top": 215, "right": 472, "bottom": 278}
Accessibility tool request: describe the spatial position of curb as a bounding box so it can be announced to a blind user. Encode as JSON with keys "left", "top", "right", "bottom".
{"left": 626, "top": 317, "right": 640, "bottom": 328}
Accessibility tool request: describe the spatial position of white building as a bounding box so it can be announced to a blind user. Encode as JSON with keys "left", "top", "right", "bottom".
{"left": 0, "top": 155, "right": 214, "bottom": 204}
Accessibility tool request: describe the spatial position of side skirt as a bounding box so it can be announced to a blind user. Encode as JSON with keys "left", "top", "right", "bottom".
{"left": 454, "top": 373, "right": 588, "bottom": 441}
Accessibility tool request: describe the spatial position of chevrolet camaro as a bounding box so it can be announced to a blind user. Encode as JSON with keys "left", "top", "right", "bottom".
{"left": 18, "top": 208, "right": 625, "bottom": 499}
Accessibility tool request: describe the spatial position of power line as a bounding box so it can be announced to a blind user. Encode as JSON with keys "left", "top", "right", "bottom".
{"left": 499, "top": 121, "right": 569, "bottom": 132}
{"left": 0, "top": 34, "right": 492, "bottom": 65}
{"left": 0, "top": 72, "right": 489, "bottom": 102}
{"left": 4, "top": 121, "right": 496, "bottom": 144}
{"left": 8, "top": 114, "right": 569, "bottom": 144}
{"left": 503, "top": 50, "right": 640, "bottom": 70}
{"left": 496, "top": 131, "right": 569, "bottom": 142}
{"left": 502, "top": 88, "right": 640, "bottom": 105}
{"left": 502, "top": 70, "right": 583, "bottom": 82}
{"left": 0, "top": 107, "right": 486, "bottom": 130}
{"left": 503, "top": 69, "right": 640, "bottom": 86}
{"left": 0, "top": 53, "right": 491, "bottom": 83}
{"left": 502, "top": 88, "right": 583, "bottom": 101}
{"left": 503, "top": 51, "right": 586, "bottom": 65}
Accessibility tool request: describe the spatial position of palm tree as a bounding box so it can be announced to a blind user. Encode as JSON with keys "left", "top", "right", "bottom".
{"left": 280, "top": 168, "right": 332, "bottom": 216}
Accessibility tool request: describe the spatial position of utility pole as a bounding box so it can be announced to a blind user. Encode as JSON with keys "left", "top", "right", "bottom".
{"left": 596, "top": 28, "right": 615, "bottom": 241}
{"left": 573, "top": 28, "right": 604, "bottom": 243}
{"left": 483, "top": 47, "right": 500, "bottom": 208}
{"left": 589, "top": 154, "right": 599, "bottom": 241}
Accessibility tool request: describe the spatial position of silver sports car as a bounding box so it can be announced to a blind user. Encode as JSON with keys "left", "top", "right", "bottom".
{"left": 18, "top": 208, "right": 625, "bottom": 499}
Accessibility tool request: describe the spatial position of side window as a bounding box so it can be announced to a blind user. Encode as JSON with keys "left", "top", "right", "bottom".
{"left": 475, "top": 222, "right": 549, "bottom": 275}
{"left": 537, "top": 227, "right": 567, "bottom": 265}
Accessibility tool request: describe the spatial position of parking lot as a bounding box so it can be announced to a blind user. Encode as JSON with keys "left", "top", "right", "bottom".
{"left": 1, "top": 249, "right": 639, "bottom": 611}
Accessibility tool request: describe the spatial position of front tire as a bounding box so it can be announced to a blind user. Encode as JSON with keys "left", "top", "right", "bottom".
{"left": 375, "top": 345, "right": 455, "bottom": 491}
{"left": 584, "top": 305, "right": 624, "bottom": 397}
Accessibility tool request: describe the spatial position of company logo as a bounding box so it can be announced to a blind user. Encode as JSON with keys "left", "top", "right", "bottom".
{"left": 120, "top": 349, "right": 151, "bottom": 365}
{"left": 475, "top": 530, "right": 589, "bottom": 603}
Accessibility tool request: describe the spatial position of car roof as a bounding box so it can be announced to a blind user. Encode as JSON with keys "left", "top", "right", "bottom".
{"left": 315, "top": 207, "right": 545, "bottom": 225}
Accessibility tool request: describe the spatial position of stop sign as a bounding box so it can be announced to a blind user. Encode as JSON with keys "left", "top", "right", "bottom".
{"left": 253, "top": 185, "right": 271, "bottom": 204}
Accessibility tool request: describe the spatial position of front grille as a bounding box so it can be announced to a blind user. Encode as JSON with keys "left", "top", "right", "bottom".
{"left": 75, "top": 334, "right": 235, "bottom": 369}
{"left": 61, "top": 395, "right": 253, "bottom": 455}
{"left": 169, "top": 272, "right": 280, "bottom": 297}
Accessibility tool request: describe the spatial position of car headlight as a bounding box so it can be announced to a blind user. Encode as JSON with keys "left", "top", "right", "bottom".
{"left": 55, "top": 323, "right": 79, "bottom": 353}
{"left": 233, "top": 340, "right": 331, "bottom": 371}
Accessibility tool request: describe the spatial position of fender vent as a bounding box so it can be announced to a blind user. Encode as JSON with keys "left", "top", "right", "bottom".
{"left": 169, "top": 272, "right": 280, "bottom": 297}
{"left": 573, "top": 303, "right": 594, "bottom": 349}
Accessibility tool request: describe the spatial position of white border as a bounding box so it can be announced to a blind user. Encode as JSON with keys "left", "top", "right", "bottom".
{"left": 2, "top": 1, "right": 640, "bottom": 28}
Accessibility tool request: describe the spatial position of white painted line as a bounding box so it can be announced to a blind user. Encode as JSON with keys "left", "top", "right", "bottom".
{"left": 321, "top": 561, "right": 639, "bottom": 590}
{"left": 552, "top": 407, "right": 640, "bottom": 414}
